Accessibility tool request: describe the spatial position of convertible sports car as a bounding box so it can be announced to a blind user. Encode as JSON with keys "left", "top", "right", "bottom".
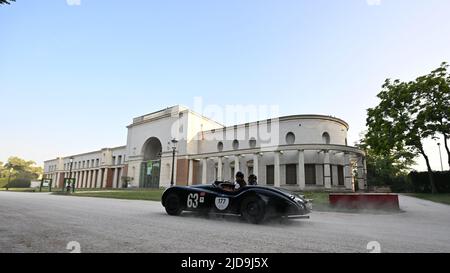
{"left": 162, "top": 181, "right": 312, "bottom": 224}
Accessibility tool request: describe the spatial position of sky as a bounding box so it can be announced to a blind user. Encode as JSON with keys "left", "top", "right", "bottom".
{"left": 0, "top": 0, "right": 449, "bottom": 171}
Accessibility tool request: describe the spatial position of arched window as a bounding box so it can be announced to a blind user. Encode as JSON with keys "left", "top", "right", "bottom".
{"left": 217, "top": 141, "right": 224, "bottom": 152}
{"left": 249, "top": 138, "right": 257, "bottom": 148}
{"left": 322, "top": 132, "right": 330, "bottom": 144}
{"left": 286, "top": 132, "right": 296, "bottom": 145}
{"left": 142, "top": 137, "right": 163, "bottom": 161}
{"left": 232, "top": 139, "right": 240, "bottom": 150}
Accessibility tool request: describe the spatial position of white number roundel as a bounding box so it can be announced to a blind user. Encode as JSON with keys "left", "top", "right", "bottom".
{"left": 187, "top": 193, "right": 199, "bottom": 208}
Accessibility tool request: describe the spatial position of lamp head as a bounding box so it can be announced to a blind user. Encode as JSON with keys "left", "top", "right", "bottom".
{"left": 171, "top": 138, "right": 178, "bottom": 149}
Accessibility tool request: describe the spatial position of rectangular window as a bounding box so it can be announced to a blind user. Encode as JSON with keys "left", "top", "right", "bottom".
{"left": 305, "top": 164, "right": 316, "bottom": 185}
{"left": 286, "top": 164, "right": 297, "bottom": 185}
{"left": 118, "top": 156, "right": 122, "bottom": 165}
{"left": 338, "top": 165, "right": 344, "bottom": 186}
{"left": 266, "top": 165, "right": 274, "bottom": 185}
{"left": 96, "top": 159, "right": 99, "bottom": 167}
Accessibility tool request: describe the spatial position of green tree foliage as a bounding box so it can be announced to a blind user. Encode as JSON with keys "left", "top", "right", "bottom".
{"left": 356, "top": 136, "right": 414, "bottom": 189}
{"left": 366, "top": 78, "right": 438, "bottom": 193}
{"left": 366, "top": 63, "right": 450, "bottom": 193}
{"left": 415, "top": 63, "right": 450, "bottom": 168}
{"left": 1, "top": 156, "right": 43, "bottom": 181}
{"left": 0, "top": 0, "right": 16, "bottom": 5}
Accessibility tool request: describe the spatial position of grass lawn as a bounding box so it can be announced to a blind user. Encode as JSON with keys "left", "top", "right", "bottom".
{"left": 300, "top": 192, "right": 331, "bottom": 210}
{"left": 52, "top": 188, "right": 165, "bottom": 202}
{"left": 406, "top": 193, "right": 450, "bottom": 205}
{"left": 0, "top": 188, "right": 52, "bottom": 192}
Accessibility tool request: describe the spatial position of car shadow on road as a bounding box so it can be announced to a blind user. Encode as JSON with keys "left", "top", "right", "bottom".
{"left": 154, "top": 211, "right": 310, "bottom": 227}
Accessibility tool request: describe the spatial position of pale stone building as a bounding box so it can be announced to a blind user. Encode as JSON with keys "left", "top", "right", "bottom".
{"left": 44, "top": 105, "right": 367, "bottom": 192}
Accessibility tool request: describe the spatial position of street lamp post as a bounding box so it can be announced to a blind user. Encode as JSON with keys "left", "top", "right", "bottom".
{"left": 69, "top": 157, "right": 75, "bottom": 193}
{"left": 170, "top": 139, "right": 178, "bottom": 187}
{"left": 437, "top": 143, "right": 444, "bottom": 172}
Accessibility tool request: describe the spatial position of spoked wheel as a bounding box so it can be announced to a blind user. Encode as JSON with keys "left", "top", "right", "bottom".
{"left": 165, "top": 193, "right": 183, "bottom": 216}
{"left": 241, "top": 196, "right": 266, "bottom": 224}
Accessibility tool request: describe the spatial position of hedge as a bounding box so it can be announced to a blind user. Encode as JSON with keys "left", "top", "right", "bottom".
{"left": 409, "top": 171, "right": 450, "bottom": 193}
{"left": 0, "top": 178, "right": 31, "bottom": 188}
{"left": 0, "top": 178, "right": 8, "bottom": 188}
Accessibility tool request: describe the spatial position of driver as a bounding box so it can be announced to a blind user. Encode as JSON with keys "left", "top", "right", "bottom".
{"left": 234, "top": 171, "right": 247, "bottom": 190}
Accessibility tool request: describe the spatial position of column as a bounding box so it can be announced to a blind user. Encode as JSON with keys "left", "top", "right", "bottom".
{"left": 77, "top": 172, "right": 81, "bottom": 188}
{"left": 202, "top": 158, "right": 208, "bottom": 184}
{"left": 97, "top": 169, "right": 102, "bottom": 188}
{"left": 82, "top": 171, "right": 87, "bottom": 188}
{"left": 253, "top": 153, "right": 259, "bottom": 177}
{"left": 103, "top": 168, "right": 108, "bottom": 188}
{"left": 297, "top": 150, "right": 306, "bottom": 190}
{"left": 217, "top": 157, "right": 223, "bottom": 181}
{"left": 112, "top": 168, "right": 118, "bottom": 189}
{"left": 274, "top": 151, "right": 281, "bottom": 187}
{"left": 87, "top": 170, "right": 92, "bottom": 188}
{"left": 363, "top": 157, "right": 368, "bottom": 190}
{"left": 188, "top": 159, "right": 194, "bottom": 186}
{"left": 118, "top": 168, "right": 123, "bottom": 188}
{"left": 357, "top": 156, "right": 365, "bottom": 191}
{"left": 344, "top": 153, "right": 352, "bottom": 190}
{"left": 234, "top": 155, "right": 240, "bottom": 175}
{"left": 324, "top": 151, "right": 332, "bottom": 189}
{"left": 74, "top": 172, "right": 78, "bottom": 188}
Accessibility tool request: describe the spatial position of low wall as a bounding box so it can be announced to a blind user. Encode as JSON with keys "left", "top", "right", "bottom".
{"left": 329, "top": 193, "right": 400, "bottom": 210}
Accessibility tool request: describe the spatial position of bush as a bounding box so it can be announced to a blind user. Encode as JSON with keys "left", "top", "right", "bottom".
{"left": 409, "top": 171, "right": 450, "bottom": 193}
{"left": 0, "top": 178, "right": 8, "bottom": 188}
{"left": 389, "top": 176, "right": 413, "bottom": 193}
{"left": 7, "top": 178, "right": 31, "bottom": 188}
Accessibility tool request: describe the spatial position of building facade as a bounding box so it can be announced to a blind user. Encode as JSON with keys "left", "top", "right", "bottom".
{"left": 44, "top": 105, "right": 367, "bottom": 192}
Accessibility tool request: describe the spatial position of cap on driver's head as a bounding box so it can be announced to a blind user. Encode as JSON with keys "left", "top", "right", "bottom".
{"left": 236, "top": 171, "right": 244, "bottom": 178}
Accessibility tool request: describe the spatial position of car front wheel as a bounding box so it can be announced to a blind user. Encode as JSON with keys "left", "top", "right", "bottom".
{"left": 165, "top": 193, "right": 183, "bottom": 216}
{"left": 241, "top": 196, "right": 266, "bottom": 224}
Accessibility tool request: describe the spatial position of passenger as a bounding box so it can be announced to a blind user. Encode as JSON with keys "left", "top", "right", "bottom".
{"left": 234, "top": 171, "right": 247, "bottom": 190}
{"left": 248, "top": 174, "right": 258, "bottom": 186}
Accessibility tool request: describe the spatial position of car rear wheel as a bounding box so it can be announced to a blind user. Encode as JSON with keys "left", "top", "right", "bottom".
{"left": 165, "top": 193, "right": 183, "bottom": 216}
{"left": 241, "top": 196, "right": 266, "bottom": 224}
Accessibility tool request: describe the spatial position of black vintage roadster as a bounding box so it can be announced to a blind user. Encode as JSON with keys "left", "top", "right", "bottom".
{"left": 162, "top": 181, "right": 312, "bottom": 224}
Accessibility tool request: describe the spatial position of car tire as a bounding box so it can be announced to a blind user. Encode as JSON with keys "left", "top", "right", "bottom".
{"left": 241, "top": 196, "right": 266, "bottom": 224}
{"left": 165, "top": 193, "right": 183, "bottom": 216}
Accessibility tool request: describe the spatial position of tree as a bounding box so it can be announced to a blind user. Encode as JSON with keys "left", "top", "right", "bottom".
{"left": 0, "top": 161, "right": 4, "bottom": 178}
{"left": 366, "top": 79, "right": 438, "bottom": 193}
{"left": 3, "top": 156, "right": 43, "bottom": 181}
{"left": 0, "top": 0, "right": 16, "bottom": 5}
{"left": 356, "top": 135, "right": 414, "bottom": 189}
{"left": 415, "top": 63, "right": 450, "bottom": 169}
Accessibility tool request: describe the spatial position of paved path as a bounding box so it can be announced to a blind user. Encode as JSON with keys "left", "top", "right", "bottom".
{"left": 1, "top": 192, "right": 449, "bottom": 253}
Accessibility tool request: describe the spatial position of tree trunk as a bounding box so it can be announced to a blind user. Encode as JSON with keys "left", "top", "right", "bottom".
{"left": 419, "top": 148, "right": 438, "bottom": 194}
{"left": 443, "top": 134, "right": 450, "bottom": 169}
